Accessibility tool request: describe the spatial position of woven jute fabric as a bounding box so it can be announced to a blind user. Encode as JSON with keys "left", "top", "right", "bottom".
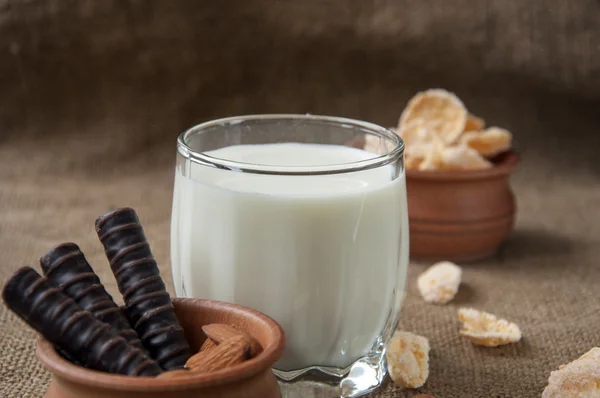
{"left": 1, "top": 1, "right": 599, "bottom": 397}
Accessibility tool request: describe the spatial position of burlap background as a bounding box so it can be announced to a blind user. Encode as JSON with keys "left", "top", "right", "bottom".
{"left": 1, "top": 1, "right": 599, "bottom": 397}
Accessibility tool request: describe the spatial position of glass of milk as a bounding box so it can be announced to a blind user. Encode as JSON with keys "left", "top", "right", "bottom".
{"left": 171, "top": 114, "right": 408, "bottom": 397}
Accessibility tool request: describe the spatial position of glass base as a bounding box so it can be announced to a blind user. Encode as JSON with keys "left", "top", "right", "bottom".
{"left": 274, "top": 352, "right": 387, "bottom": 398}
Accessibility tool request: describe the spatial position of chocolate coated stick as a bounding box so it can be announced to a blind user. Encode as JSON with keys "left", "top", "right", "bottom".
{"left": 40, "top": 242, "right": 144, "bottom": 350}
{"left": 2, "top": 267, "right": 162, "bottom": 376}
{"left": 96, "top": 208, "right": 191, "bottom": 370}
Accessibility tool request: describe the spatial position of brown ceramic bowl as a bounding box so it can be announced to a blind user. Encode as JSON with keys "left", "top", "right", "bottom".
{"left": 37, "top": 298, "right": 285, "bottom": 398}
{"left": 406, "top": 150, "right": 519, "bottom": 262}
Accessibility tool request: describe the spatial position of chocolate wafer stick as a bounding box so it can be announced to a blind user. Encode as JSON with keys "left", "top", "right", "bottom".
{"left": 40, "top": 242, "right": 144, "bottom": 350}
{"left": 96, "top": 208, "right": 191, "bottom": 370}
{"left": 2, "top": 267, "right": 162, "bottom": 376}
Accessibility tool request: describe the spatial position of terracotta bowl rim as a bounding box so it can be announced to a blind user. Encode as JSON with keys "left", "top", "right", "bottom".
{"left": 36, "top": 298, "right": 285, "bottom": 392}
{"left": 405, "top": 150, "right": 519, "bottom": 181}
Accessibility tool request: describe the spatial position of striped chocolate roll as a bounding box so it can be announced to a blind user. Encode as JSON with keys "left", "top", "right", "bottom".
{"left": 40, "top": 242, "right": 144, "bottom": 350}
{"left": 2, "top": 267, "right": 161, "bottom": 376}
{"left": 95, "top": 208, "right": 191, "bottom": 370}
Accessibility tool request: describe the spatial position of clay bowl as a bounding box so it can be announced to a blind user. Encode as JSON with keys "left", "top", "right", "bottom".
{"left": 406, "top": 150, "right": 519, "bottom": 262}
{"left": 37, "top": 298, "right": 285, "bottom": 398}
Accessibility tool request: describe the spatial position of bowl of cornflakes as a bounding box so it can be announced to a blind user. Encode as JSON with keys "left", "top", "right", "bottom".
{"left": 369, "top": 89, "right": 519, "bottom": 262}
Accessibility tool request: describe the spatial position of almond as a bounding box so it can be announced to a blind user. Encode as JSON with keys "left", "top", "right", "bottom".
{"left": 156, "top": 369, "right": 192, "bottom": 379}
{"left": 185, "top": 335, "right": 250, "bottom": 373}
{"left": 202, "top": 323, "right": 262, "bottom": 357}
{"left": 200, "top": 337, "right": 218, "bottom": 351}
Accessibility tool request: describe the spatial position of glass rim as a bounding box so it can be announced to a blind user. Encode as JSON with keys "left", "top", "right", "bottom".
{"left": 176, "top": 114, "right": 404, "bottom": 176}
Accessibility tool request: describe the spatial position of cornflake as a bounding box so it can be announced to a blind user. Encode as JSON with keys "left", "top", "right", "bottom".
{"left": 398, "top": 89, "right": 467, "bottom": 145}
{"left": 542, "top": 347, "right": 600, "bottom": 398}
{"left": 399, "top": 120, "right": 445, "bottom": 160}
{"left": 463, "top": 113, "right": 485, "bottom": 132}
{"left": 386, "top": 331, "right": 430, "bottom": 389}
{"left": 395, "top": 89, "right": 514, "bottom": 171}
{"left": 418, "top": 144, "right": 444, "bottom": 171}
{"left": 417, "top": 261, "right": 462, "bottom": 304}
{"left": 458, "top": 308, "right": 522, "bottom": 347}
{"left": 438, "top": 145, "right": 492, "bottom": 170}
{"left": 460, "top": 127, "right": 512, "bottom": 157}
{"left": 405, "top": 155, "right": 423, "bottom": 170}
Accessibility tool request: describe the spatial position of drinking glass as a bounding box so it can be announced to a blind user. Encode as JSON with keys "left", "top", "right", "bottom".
{"left": 170, "top": 114, "right": 408, "bottom": 397}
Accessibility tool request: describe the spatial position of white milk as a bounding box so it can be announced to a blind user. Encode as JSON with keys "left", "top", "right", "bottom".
{"left": 171, "top": 143, "right": 408, "bottom": 371}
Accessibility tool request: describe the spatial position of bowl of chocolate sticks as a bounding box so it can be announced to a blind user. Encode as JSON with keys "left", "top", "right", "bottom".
{"left": 2, "top": 208, "right": 285, "bottom": 398}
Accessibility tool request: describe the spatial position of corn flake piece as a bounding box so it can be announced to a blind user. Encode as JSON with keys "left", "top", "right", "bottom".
{"left": 405, "top": 155, "right": 423, "bottom": 170}
{"left": 417, "top": 261, "right": 462, "bottom": 304}
{"left": 458, "top": 308, "right": 522, "bottom": 347}
{"left": 386, "top": 331, "right": 430, "bottom": 389}
{"left": 399, "top": 120, "right": 445, "bottom": 160}
{"left": 399, "top": 89, "right": 467, "bottom": 145}
{"left": 542, "top": 347, "right": 600, "bottom": 398}
{"left": 438, "top": 145, "right": 493, "bottom": 170}
{"left": 460, "top": 127, "right": 512, "bottom": 157}
{"left": 463, "top": 113, "right": 485, "bottom": 132}
{"left": 416, "top": 142, "right": 445, "bottom": 171}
